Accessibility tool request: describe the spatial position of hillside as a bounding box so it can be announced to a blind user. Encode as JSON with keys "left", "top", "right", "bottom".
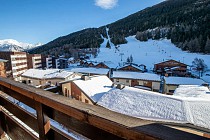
{"left": 29, "top": 0, "right": 210, "bottom": 55}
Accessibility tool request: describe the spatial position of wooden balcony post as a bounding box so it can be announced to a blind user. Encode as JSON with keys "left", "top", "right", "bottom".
{"left": 35, "top": 102, "right": 50, "bottom": 140}
{"left": 0, "top": 109, "right": 6, "bottom": 139}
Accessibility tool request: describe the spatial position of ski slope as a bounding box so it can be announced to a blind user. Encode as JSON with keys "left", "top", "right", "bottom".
{"left": 90, "top": 29, "right": 210, "bottom": 71}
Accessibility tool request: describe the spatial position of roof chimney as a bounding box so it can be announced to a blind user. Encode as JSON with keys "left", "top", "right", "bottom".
{"left": 81, "top": 75, "right": 90, "bottom": 81}
{"left": 116, "top": 84, "right": 125, "bottom": 90}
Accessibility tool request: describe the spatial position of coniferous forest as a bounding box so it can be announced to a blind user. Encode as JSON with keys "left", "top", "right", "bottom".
{"left": 30, "top": 0, "right": 210, "bottom": 55}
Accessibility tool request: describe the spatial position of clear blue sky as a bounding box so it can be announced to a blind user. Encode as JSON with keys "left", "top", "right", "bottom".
{"left": 0, "top": 0, "right": 162, "bottom": 44}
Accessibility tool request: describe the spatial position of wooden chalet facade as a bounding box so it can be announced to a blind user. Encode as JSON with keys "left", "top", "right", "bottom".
{"left": 154, "top": 60, "right": 188, "bottom": 77}
{"left": 95, "top": 62, "right": 109, "bottom": 69}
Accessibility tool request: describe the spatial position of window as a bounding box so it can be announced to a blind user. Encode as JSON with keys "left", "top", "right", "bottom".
{"left": 126, "top": 79, "right": 129, "bottom": 83}
{"left": 116, "top": 79, "right": 119, "bottom": 82}
{"left": 64, "top": 88, "right": 67, "bottom": 96}
{"left": 169, "top": 90, "right": 175, "bottom": 93}
{"left": 85, "top": 99, "right": 89, "bottom": 104}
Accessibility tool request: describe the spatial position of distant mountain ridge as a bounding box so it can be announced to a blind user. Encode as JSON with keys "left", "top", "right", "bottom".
{"left": 29, "top": 0, "right": 210, "bottom": 55}
{"left": 0, "top": 39, "right": 42, "bottom": 52}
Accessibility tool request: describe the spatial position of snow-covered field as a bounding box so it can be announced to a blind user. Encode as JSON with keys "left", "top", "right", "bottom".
{"left": 90, "top": 29, "right": 210, "bottom": 71}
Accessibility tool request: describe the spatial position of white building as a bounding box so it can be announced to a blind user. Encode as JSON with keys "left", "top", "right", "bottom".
{"left": 112, "top": 71, "right": 161, "bottom": 92}
{"left": 164, "top": 77, "right": 205, "bottom": 94}
{"left": 21, "top": 69, "right": 77, "bottom": 88}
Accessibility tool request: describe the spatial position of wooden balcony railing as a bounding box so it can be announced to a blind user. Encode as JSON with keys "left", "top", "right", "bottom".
{"left": 0, "top": 77, "right": 209, "bottom": 140}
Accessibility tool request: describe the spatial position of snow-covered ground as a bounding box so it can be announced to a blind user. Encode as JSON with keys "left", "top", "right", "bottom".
{"left": 90, "top": 29, "right": 210, "bottom": 71}
{"left": 98, "top": 86, "right": 210, "bottom": 130}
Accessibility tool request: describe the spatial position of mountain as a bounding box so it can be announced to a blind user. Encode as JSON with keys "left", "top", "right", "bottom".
{"left": 0, "top": 39, "right": 41, "bottom": 52}
{"left": 29, "top": 0, "right": 210, "bottom": 55}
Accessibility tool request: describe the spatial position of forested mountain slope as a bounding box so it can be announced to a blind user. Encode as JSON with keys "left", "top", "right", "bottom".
{"left": 30, "top": 0, "right": 210, "bottom": 55}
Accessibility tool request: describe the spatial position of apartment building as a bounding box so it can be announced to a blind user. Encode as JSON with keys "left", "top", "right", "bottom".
{"left": 0, "top": 51, "right": 28, "bottom": 80}
{"left": 41, "top": 55, "right": 52, "bottom": 69}
{"left": 27, "top": 54, "right": 42, "bottom": 69}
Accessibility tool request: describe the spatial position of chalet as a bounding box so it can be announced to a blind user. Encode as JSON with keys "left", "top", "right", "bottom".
{"left": 0, "top": 59, "right": 8, "bottom": 77}
{"left": 164, "top": 77, "right": 205, "bottom": 94}
{"left": 21, "top": 69, "right": 77, "bottom": 88}
{"left": 154, "top": 59, "right": 188, "bottom": 77}
{"left": 60, "top": 75, "right": 113, "bottom": 105}
{"left": 95, "top": 62, "right": 109, "bottom": 69}
{"left": 112, "top": 71, "right": 161, "bottom": 92}
{"left": 118, "top": 63, "right": 144, "bottom": 72}
{"left": 66, "top": 67, "right": 110, "bottom": 77}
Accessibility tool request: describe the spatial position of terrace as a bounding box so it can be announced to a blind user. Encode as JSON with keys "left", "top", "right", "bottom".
{"left": 0, "top": 77, "right": 209, "bottom": 140}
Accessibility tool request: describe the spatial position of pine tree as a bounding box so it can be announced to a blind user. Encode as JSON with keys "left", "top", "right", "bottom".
{"left": 205, "top": 37, "right": 210, "bottom": 53}
{"left": 127, "top": 57, "right": 131, "bottom": 63}
{"left": 130, "top": 55, "right": 133, "bottom": 63}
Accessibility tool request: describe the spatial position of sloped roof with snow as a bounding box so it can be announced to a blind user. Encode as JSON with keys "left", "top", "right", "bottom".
{"left": 98, "top": 86, "right": 210, "bottom": 130}
{"left": 118, "top": 64, "right": 144, "bottom": 71}
{"left": 73, "top": 76, "right": 113, "bottom": 102}
{"left": 165, "top": 77, "right": 205, "bottom": 85}
{"left": 174, "top": 85, "right": 210, "bottom": 98}
{"left": 22, "top": 69, "right": 74, "bottom": 79}
{"left": 66, "top": 67, "right": 109, "bottom": 75}
{"left": 112, "top": 71, "right": 160, "bottom": 81}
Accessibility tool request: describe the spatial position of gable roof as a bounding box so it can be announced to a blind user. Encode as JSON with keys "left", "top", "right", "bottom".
{"left": 155, "top": 59, "right": 187, "bottom": 66}
{"left": 112, "top": 71, "right": 161, "bottom": 81}
{"left": 73, "top": 75, "right": 113, "bottom": 103}
{"left": 118, "top": 64, "right": 144, "bottom": 71}
{"left": 98, "top": 86, "right": 210, "bottom": 130}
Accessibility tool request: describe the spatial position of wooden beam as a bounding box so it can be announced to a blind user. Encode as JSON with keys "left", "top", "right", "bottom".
{"left": 35, "top": 102, "right": 50, "bottom": 140}
{"left": 0, "top": 87, "right": 35, "bottom": 109}
{"left": 50, "top": 109, "right": 124, "bottom": 140}
{"left": 0, "top": 110, "right": 38, "bottom": 140}
{"left": 0, "top": 107, "right": 6, "bottom": 139}
{"left": 0, "top": 94, "right": 38, "bottom": 132}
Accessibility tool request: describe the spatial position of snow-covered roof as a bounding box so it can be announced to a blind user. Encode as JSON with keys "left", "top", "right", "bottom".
{"left": 165, "top": 77, "right": 205, "bottom": 85}
{"left": 98, "top": 86, "right": 210, "bottom": 130}
{"left": 118, "top": 64, "right": 143, "bottom": 71}
{"left": 174, "top": 85, "right": 210, "bottom": 98}
{"left": 112, "top": 71, "right": 161, "bottom": 81}
{"left": 22, "top": 69, "right": 74, "bottom": 79}
{"left": 66, "top": 67, "right": 109, "bottom": 75}
{"left": 73, "top": 76, "right": 113, "bottom": 102}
